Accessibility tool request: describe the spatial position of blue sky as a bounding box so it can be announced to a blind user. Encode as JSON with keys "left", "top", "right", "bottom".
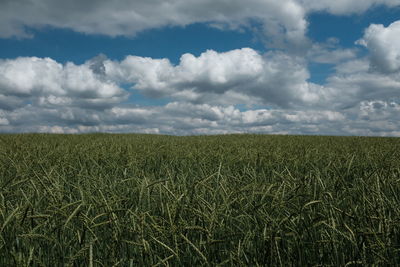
{"left": 0, "top": 24, "right": 264, "bottom": 65}
{"left": 0, "top": 0, "right": 400, "bottom": 135}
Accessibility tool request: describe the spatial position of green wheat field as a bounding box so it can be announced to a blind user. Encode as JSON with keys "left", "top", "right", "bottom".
{"left": 0, "top": 134, "right": 399, "bottom": 266}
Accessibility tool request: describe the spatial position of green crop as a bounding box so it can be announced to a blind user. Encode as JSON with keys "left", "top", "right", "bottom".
{"left": 0, "top": 133, "right": 399, "bottom": 266}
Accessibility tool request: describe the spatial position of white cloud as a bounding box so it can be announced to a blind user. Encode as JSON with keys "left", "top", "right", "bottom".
{"left": 0, "top": 57, "right": 64, "bottom": 96}
{"left": 0, "top": 0, "right": 308, "bottom": 50}
{"left": 1, "top": 50, "right": 324, "bottom": 114}
{"left": 357, "top": 20, "right": 400, "bottom": 73}
{"left": 0, "top": 47, "right": 400, "bottom": 136}
{"left": 0, "top": 95, "right": 399, "bottom": 136}
{"left": 176, "top": 49, "right": 264, "bottom": 90}
{"left": 1, "top": 0, "right": 398, "bottom": 54}
{"left": 318, "top": 19, "right": 400, "bottom": 109}
{"left": 106, "top": 48, "right": 325, "bottom": 107}
{"left": 106, "top": 56, "right": 175, "bottom": 97}
{"left": 0, "top": 57, "right": 127, "bottom": 110}
{"left": 325, "top": 58, "right": 400, "bottom": 109}
{"left": 0, "top": 102, "right": 346, "bottom": 135}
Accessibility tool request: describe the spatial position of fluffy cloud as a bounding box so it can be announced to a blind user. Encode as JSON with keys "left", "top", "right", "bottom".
{"left": 357, "top": 21, "right": 400, "bottom": 73}
{"left": 310, "top": 19, "right": 400, "bottom": 111}
{"left": 0, "top": 57, "right": 127, "bottom": 110}
{"left": 323, "top": 56, "right": 400, "bottom": 110}
{"left": 0, "top": 43, "right": 400, "bottom": 135}
{"left": 0, "top": 49, "right": 324, "bottom": 114}
{"left": 106, "top": 48, "right": 265, "bottom": 96}
{"left": 106, "top": 48, "right": 325, "bottom": 107}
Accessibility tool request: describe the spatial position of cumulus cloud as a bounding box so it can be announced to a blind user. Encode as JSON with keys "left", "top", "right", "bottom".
{"left": 294, "top": 15, "right": 400, "bottom": 131}
{"left": 0, "top": 57, "right": 127, "bottom": 110}
{"left": 0, "top": 50, "right": 325, "bottom": 114}
{"left": 0, "top": 43, "right": 400, "bottom": 135}
{"left": 328, "top": 71, "right": 400, "bottom": 103}
{"left": 311, "top": 20, "right": 400, "bottom": 111}
{"left": 323, "top": 55, "right": 400, "bottom": 110}
{"left": 106, "top": 48, "right": 325, "bottom": 107}
{"left": 357, "top": 20, "right": 400, "bottom": 73}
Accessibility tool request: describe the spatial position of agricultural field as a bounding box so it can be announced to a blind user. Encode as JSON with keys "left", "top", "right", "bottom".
{"left": 0, "top": 134, "right": 399, "bottom": 266}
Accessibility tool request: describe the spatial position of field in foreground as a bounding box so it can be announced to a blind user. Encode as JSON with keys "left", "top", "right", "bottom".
{"left": 0, "top": 134, "right": 399, "bottom": 266}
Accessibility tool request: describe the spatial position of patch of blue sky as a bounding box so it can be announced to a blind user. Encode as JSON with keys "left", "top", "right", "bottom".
{"left": 0, "top": 23, "right": 264, "bottom": 65}
{"left": 307, "top": 5, "right": 400, "bottom": 47}
{"left": 308, "top": 62, "right": 335, "bottom": 84}
{"left": 305, "top": 6, "right": 400, "bottom": 85}
{"left": 123, "top": 87, "right": 172, "bottom": 107}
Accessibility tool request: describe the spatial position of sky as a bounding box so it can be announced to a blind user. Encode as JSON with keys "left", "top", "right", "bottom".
{"left": 0, "top": 0, "right": 400, "bottom": 136}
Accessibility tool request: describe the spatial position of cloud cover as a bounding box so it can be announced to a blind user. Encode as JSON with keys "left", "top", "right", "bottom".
{"left": 1, "top": 0, "right": 398, "bottom": 50}
{"left": 1, "top": 0, "right": 400, "bottom": 135}
{"left": 0, "top": 0, "right": 307, "bottom": 50}
{"left": 0, "top": 44, "right": 399, "bottom": 136}
{"left": 105, "top": 48, "right": 324, "bottom": 107}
